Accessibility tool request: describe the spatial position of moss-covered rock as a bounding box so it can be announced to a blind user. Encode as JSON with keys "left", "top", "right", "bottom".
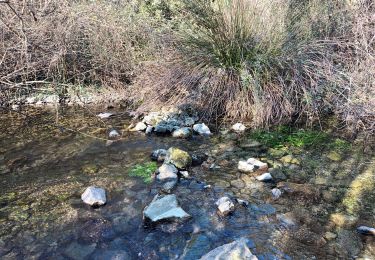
{"left": 280, "top": 155, "right": 300, "bottom": 165}
{"left": 327, "top": 151, "right": 342, "bottom": 161}
{"left": 165, "top": 147, "right": 192, "bottom": 169}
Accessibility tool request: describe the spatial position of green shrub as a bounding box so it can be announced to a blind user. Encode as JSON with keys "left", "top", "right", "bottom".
{"left": 129, "top": 162, "right": 158, "bottom": 184}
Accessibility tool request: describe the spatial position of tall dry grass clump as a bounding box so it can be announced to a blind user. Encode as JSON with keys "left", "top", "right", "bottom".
{"left": 135, "top": 0, "right": 374, "bottom": 135}
{"left": 0, "top": 0, "right": 158, "bottom": 103}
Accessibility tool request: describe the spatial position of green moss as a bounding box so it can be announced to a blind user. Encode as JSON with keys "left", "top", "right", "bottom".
{"left": 129, "top": 162, "right": 158, "bottom": 184}
{"left": 249, "top": 126, "right": 350, "bottom": 151}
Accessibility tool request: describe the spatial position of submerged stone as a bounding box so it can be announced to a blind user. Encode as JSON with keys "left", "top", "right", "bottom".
{"left": 165, "top": 147, "right": 192, "bottom": 169}
{"left": 143, "top": 194, "right": 190, "bottom": 222}
{"left": 192, "top": 153, "right": 208, "bottom": 166}
{"left": 200, "top": 237, "right": 258, "bottom": 260}
{"left": 81, "top": 186, "right": 106, "bottom": 207}
{"left": 215, "top": 196, "right": 235, "bottom": 215}
{"left": 92, "top": 250, "right": 130, "bottom": 260}
{"left": 64, "top": 242, "right": 96, "bottom": 260}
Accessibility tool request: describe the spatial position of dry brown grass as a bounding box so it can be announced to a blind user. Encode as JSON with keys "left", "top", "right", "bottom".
{"left": 0, "top": 0, "right": 157, "bottom": 103}
{"left": 134, "top": 0, "right": 375, "bottom": 136}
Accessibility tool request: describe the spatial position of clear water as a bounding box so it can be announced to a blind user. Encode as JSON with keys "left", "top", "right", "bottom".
{"left": 0, "top": 106, "right": 373, "bottom": 259}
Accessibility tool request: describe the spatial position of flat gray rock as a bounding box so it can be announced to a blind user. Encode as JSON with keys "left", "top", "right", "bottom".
{"left": 143, "top": 194, "right": 190, "bottom": 222}
{"left": 200, "top": 238, "right": 258, "bottom": 260}
{"left": 97, "top": 112, "right": 114, "bottom": 119}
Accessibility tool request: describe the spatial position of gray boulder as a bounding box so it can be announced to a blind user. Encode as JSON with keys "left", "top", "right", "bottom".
{"left": 193, "top": 123, "right": 212, "bottom": 135}
{"left": 200, "top": 237, "right": 258, "bottom": 260}
{"left": 157, "top": 163, "right": 178, "bottom": 181}
{"left": 143, "top": 194, "right": 190, "bottom": 222}
{"left": 81, "top": 186, "right": 106, "bottom": 207}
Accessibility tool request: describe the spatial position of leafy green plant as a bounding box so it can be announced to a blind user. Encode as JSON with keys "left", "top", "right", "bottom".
{"left": 129, "top": 162, "right": 158, "bottom": 184}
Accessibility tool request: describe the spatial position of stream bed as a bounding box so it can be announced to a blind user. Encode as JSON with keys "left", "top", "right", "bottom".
{"left": 0, "top": 106, "right": 374, "bottom": 259}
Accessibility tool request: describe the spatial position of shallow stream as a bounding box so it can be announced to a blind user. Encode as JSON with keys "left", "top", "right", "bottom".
{"left": 0, "top": 106, "right": 374, "bottom": 259}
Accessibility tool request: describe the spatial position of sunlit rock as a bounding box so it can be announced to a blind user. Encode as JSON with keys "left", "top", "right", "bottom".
{"left": 172, "top": 127, "right": 192, "bottom": 138}
{"left": 238, "top": 160, "right": 255, "bottom": 173}
{"left": 200, "top": 237, "right": 258, "bottom": 260}
{"left": 256, "top": 172, "right": 273, "bottom": 182}
{"left": 108, "top": 129, "right": 120, "bottom": 138}
{"left": 157, "top": 163, "right": 178, "bottom": 181}
{"left": 142, "top": 112, "right": 163, "bottom": 126}
{"left": 215, "top": 196, "right": 235, "bottom": 215}
{"left": 97, "top": 112, "right": 113, "bottom": 119}
{"left": 134, "top": 122, "right": 147, "bottom": 131}
{"left": 81, "top": 186, "right": 106, "bottom": 207}
{"left": 357, "top": 226, "right": 375, "bottom": 236}
{"left": 165, "top": 147, "right": 192, "bottom": 169}
{"left": 193, "top": 123, "right": 212, "bottom": 135}
{"left": 247, "top": 158, "right": 268, "bottom": 170}
{"left": 143, "top": 194, "right": 190, "bottom": 222}
{"left": 238, "top": 158, "right": 268, "bottom": 173}
{"left": 231, "top": 123, "right": 246, "bottom": 132}
{"left": 145, "top": 125, "right": 153, "bottom": 134}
